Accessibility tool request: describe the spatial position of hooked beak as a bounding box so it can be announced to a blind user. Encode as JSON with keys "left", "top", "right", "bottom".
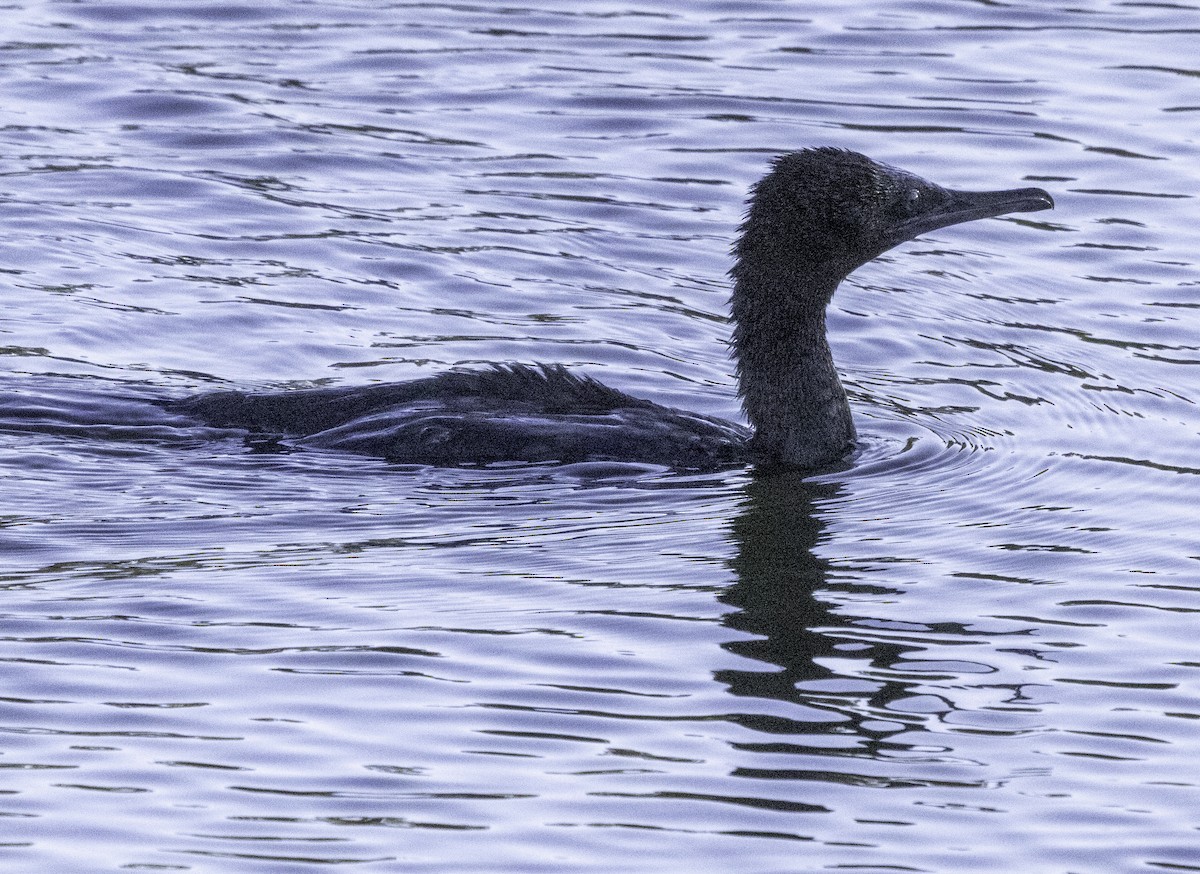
{"left": 891, "top": 186, "right": 1054, "bottom": 247}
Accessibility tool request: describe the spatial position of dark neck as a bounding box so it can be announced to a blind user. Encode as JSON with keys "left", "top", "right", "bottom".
{"left": 730, "top": 270, "right": 855, "bottom": 468}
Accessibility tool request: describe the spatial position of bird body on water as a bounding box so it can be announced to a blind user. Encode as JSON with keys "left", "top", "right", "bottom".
{"left": 174, "top": 148, "right": 1054, "bottom": 470}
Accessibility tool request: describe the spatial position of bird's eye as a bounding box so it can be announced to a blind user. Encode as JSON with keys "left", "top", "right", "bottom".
{"left": 891, "top": 187, "right": 928, "bottom": 219}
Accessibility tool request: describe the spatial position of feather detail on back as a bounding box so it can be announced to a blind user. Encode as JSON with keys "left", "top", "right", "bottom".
{"left": 171, "top": 364, "right": 749, "bottom": 469}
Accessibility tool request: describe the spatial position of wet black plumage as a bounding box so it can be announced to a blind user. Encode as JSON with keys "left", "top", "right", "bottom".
{"left": 174, "top": 148, "right": 1053, "bottom": 469}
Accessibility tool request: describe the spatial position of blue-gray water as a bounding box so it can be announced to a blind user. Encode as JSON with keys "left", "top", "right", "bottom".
{"left": 2, "top": 2, "right": 1199, "bottom": 872}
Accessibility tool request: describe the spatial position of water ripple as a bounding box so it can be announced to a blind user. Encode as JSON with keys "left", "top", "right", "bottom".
{"left": 2, "top": 2, "right": 1199, "bottom": 872}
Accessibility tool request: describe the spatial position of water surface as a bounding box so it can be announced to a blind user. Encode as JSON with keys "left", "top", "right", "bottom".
{"left": 2, "top": 1, "right": 1199, "bottom": 872}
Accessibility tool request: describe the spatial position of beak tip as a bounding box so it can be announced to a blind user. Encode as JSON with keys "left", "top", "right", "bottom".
{"left": 1032, "top": 189, "right": 1055, "bottom": 212}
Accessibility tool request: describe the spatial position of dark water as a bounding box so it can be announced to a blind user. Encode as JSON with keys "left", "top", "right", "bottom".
{"left": 2, "top": 2, "right": 1199, "bottom": 871}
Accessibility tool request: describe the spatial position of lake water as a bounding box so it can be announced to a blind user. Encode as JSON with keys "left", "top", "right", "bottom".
{"left": 2, "top": 1, "right": 1199, "bottom": 871}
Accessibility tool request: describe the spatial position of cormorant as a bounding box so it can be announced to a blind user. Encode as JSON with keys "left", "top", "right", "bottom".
{"left": 173, "top": 148, "right": 1053, "bottom": 469}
